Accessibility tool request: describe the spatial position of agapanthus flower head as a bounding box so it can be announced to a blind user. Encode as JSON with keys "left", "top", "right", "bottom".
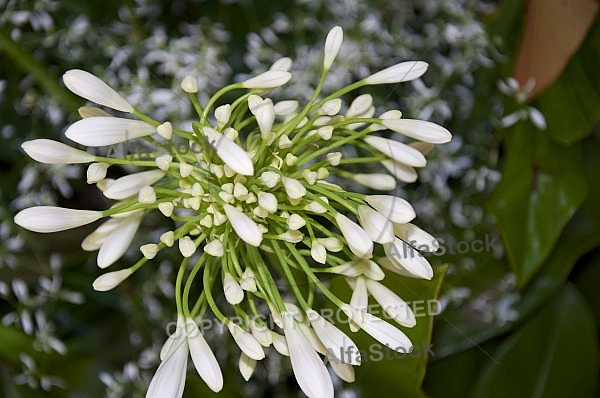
{"left": 14, "top": 26, "right": 450, "bottom": 398}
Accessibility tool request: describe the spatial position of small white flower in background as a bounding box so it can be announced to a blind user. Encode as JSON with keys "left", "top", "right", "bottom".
{"left": 13, "top": 26, "right": 450, "bottom": 398}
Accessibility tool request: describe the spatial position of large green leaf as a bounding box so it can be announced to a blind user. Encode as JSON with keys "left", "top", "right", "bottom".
{"left": 489, "top": 125, "right": 587, "bottom": 288}
{"left": 433, "top": 199, "right": 600, "bottom": 358}
{"left": 537, "top": 57, "right": 600, "bottom": 145}
{"left": 472, "top": 285, "right": 599, "bottom": 398}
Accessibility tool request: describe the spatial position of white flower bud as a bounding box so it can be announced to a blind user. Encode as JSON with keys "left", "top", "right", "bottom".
{"left": 320, "top": 99, "right": 342, "bottom": 116}
{"left": 258, "top": 192, "right": 278, "bottom": 213}
{"left": 270, "top": 57, "right": 293, "bottom": 72}
{"left": 334, "top": 213, "right": 373, "bottom": 258}
{"left": 215, "top": 104, "right": 232, "bottom": 128}
{"left": 364, "top": 61, "right": 428, "bottom": 85}
{"left": 260, "top": 171, "right": 280, "bottom": 188}
{"left": 353, "top": 173, "right": 396, "bottom": 191}
{"left": 22, "top": 139, "right": 95, "bottom": 164}
{"left": 158, "top": 202, "right": 174, "bottom": 217}
{"left": 326, "top": 152, "right": 342, "bottom": 166}
{"left": 63, "top": 69, "right": 133, "bottom": 112}
{"left": 204, "top": 240, "right": 224, "bottom": 257}
{"left": 140, "top": 243, "right": 158, "bottom": 259}
{"left": 346, "top": 94, "right": 373, "bottom": 118}
{"left": 282, "top": 177, "right": 306, "bottom": 199}
{"left": 160, "top": 231, "right": 175, "bottom": 247}
{"left": 179, "top": 236, "right": 196, "bottom": 257}
{"left": 240, "top": 268, "right": 257, "bottom": 292}
{"left": 181, "top": 75, "right": 198, "bottom": 93}
{"left": 317, "top": 126, "right": 334, "bottom": 140}
{"left": 224, "top": 272, "right": 244, "bottom": 305}
{"left": 311, "top": 241, "right": 327, "bottom": 264}
{"left": 138, "top": 186, "right": 156, "bottom": 204}
{"left": 323, "top": 26, "right": 343, "bottom": 69}
{"left": 278, "top": 230, "right": 304, "bottom": 243}
{"left": 223, "top": 205, "right": 263, "bottom": 247}
{"left": 93, "top": 269, "right": 133, "bottom": 291}
{"left": 274, "top": 100, "right": 298, "bottom": 116}
{"left": 242, "top": 71, "right": 292, "bottom": 89}
{"left": 383, "top": 119, "right": 452, "bottom": 144}
{"left": 364, "top": 136, "right": 427, "bottom": 168}
{"left": 14, "top": 206, "right": 102, "bottom": 233}
{"left": 155, "top": 154, "right": 172, "bottom": 171}
{"left": 287, "top": 214, "right": 306, "bottom": 230}
{"left": 87, "top": 163, "right": 109, "bottom": 183}
{"left": 157, "top": 121, "right": 173, "bottom": 140}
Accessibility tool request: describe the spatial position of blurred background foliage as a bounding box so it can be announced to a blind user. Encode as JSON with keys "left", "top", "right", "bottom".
{"left": 0, "top": 0, "right": 599, "bottom": 397}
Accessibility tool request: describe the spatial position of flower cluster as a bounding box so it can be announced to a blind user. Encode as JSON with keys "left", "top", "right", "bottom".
{"left": 14, "top": 26, "right": 451, "bottom": 398}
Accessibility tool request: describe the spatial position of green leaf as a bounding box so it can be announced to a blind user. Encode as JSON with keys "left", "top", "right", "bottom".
{"left": 537, "top": 57, "right": 600, "bottom": 145}
{"left": 489, "top": 125, "right": 587, "bottom": 288}
{"left": 472, "top": 285, "right": 599, "bottom": 398}
{"left": 433, "top": 200, "right": 600, "bottom": 358}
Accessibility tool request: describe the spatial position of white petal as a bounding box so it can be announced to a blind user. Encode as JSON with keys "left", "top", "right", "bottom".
{"left": 393, "top": 223, "right": 439, "bottom": 252}
{"left": 349, "top": 276, "right": 368, "bottom": 332}
{"left": 103, "top": 170, "right": 164, "bottom": 200}
{"left": 274, "top": 100, "right": 298, "bottom": 116}
{"left": 346, "top": 94, "right": 373, "bottom": 118}
{"left": 270, "top": 57, "right": 293, "bottom": 72}
{"left": 223, "top": 204, "right": 263, "bottom": 247}
{"left": 65, "top": 117, "right": 155, "bottom": 147}
{"left": 249, "top": 320, "right": 273, "bottom": 346}
{"left": 334, "top": 213, "right": 373, "bottom": 259}
{"left": 381, "top": 159, "right": 417, "bottom": 183}
{"left": 97, "top": 212, "right": 143, "bottom": 268}
{"left": 358, "top": 205, "right": 395, "bottom": 244}
{"left": 249, "top": 97, "right": 275, "bottom": 138}
{"left": 320, "top": 99, "right": 342, "bottom": 116}
{"left": 323, "top": 26, "right": 343, "bottom": 69}
{"left": 160, "top": 315, "right": 186, "bottom": 361}
{"left": 63, "top": 69, "right": 133, "bottom": 112}
{"left": 228, "top": 323, "right": 265, "bottom": 360}
{"left": 283, "top": 316, "right": 334, "bottom": 398}
{"left": 242, "top": 71, "right": 292, "bottom": 89}
{"left": 203, "top": 127, "right": 254, "bottom": 176}
{"left": 146, "top": 334, "right": 188, "bottom": 398}
{"left": 384, "top": 238, "right": 433, "bottom": 280}
{"left": 239, "top": 353, "right": 256, "bottom": 381}
{"left": 223, "top": 272, "right": 244, "bottom": 305}
{"left": 92, "top": 269, "right": 133, "bottom": 291}
{"left": 366, "top": 280, "right": 416, "bottom": 327}
{"left": 331, "top": 260, "right": 384, "bottom": 281}
{"left": 14, "top": 206, "right": 102, "bottom": 233}
{"left": 341, "top": 304, "right": 412, "bottom": 352}
{"left": 364, "top": 61, "right": 428, "bottom": 85}
{"left": 21, "top": 139, "right": 95, "bottom": 164}
{"left": 306, "top": 309, "right": 361, "bottom": 365}
{"left": 383, "top": 119, "right": 452, "bottom": 144}
{"left": 364, "top": 195, "right": 416, "bottom": 224}
{"left": 353, "top": 173, "right": 396, "bottom": 191}
{"left": 185, "top": 318, "right": 223, "bottom": 392}
{"left": 364, "top": 135, "right": 426, "bottom": 167}
{"left": 329, "top": 359, "right": 355, "bottom": 383}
